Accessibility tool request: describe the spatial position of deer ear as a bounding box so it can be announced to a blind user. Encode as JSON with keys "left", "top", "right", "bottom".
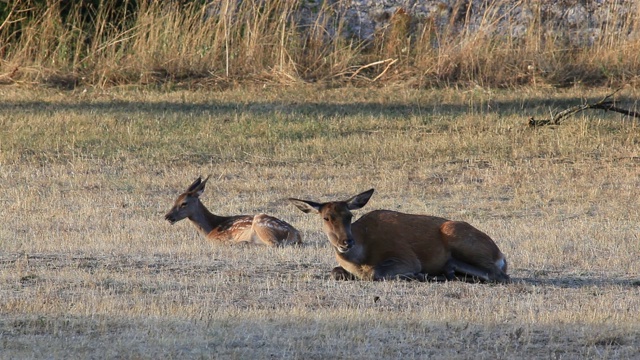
{"left": 289, "top": 198, "right": 322, "bottom": 214}
{"left": 346, "top": 189, "right": 374, "bottom": 210}
{"left": 186, "top": 177, "right": 202, "bottom": 192}
{"left": 191, "top": 176, "right": 210, "bottom": 197}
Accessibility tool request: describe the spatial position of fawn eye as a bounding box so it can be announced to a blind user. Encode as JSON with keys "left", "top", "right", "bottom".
{"left": 323, "top": 217, "right": 329, "bottom": 222}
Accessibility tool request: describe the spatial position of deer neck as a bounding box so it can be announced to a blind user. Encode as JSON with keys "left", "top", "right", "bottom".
{"left": 188, "top": 200, "right": 226, "bottom": 237}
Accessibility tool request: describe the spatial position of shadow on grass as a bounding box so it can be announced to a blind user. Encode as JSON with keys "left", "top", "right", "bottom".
{"left": 1, "top": 96, "right": 637, "bottom": 121}
{"left": 4, "top": 254, "right": 637, "bottom": 289}
{"left": 513, "top": 269, "right": 640, "bottom": 289}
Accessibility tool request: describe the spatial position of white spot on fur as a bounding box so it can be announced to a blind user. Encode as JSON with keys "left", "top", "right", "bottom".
{"left": 255, "top": 216, "right": 294, "bottom": 232}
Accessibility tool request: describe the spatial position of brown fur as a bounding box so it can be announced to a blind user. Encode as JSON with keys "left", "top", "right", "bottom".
{"left": 289, "top": 189, "right": 508, "bottom": 282}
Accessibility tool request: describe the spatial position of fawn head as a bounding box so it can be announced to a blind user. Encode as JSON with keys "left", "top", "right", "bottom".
{"left": 165, "top": 176, "right": 210, "bottom": 224}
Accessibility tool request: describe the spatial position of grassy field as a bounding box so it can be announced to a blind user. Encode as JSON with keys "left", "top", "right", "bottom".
{"left": 1, "top": 85, "right": 639, "bottom": 359}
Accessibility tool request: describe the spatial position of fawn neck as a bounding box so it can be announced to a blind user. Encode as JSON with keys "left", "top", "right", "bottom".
{"left": 188, "top": 200, "right": 227, "bottom": 237}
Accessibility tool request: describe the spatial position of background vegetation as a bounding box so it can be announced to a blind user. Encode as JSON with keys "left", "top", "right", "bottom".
{"left": 1, "top": 0, "right": 640, "bottom": 88}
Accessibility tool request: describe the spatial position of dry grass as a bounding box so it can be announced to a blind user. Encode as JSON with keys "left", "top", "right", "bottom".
{"left": 1, "top": 1, "right": 640, "bottom": 87}
{"left": 1, "top": 85, "right": 640, "bottom": 359}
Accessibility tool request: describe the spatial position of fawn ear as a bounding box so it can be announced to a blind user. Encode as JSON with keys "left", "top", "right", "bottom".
{"left": 186, "top": 177, "right": 202, "bottom": 192}
{"left": 189, "top": 175, "right": 210, "bottom": 197}
{"left": 199, "top": 175, "right": 211, "bottom": 188}
{"left": 345, "top": 189, "right": 374, "bottom": 210}
{"left": 289, "top": 198, "right": 322, "bottom": 214}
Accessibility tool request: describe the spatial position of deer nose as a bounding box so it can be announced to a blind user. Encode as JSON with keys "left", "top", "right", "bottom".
{"left": 345, "top": 237, "right": 355, "bottom": 249}
{"left": 335, "top": 237, "right": 355, "bottom": 253}
{"left": 165, "top": 213, "right": 175, "bottom": 224}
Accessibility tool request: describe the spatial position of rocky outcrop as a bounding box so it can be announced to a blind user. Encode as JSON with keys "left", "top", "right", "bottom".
{"left": 296, "top": 0, "right": 638, "bottom": 46}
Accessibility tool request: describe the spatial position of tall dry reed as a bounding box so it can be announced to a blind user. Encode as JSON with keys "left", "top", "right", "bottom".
{"left": 0, "top": 0, "right": 639, "bottom": 88}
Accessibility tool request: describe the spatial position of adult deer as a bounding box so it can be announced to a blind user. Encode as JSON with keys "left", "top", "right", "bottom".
{"left": 289, "top": 189, "right": 509, "bottom": 282}
{"left": 165, "top": 176, "right": 302, "bottom": 246}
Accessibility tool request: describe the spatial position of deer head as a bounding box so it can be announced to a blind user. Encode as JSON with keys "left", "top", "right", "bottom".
{"left": 165, "top": 176, "right": 210, "bottom": 224}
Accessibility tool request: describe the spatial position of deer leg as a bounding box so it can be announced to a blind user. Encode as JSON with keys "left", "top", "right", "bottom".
{"left": 447, "top": 258, "right": 511, "bottom": 283}
{"left": 375, "top": 272, "right": 450, "bottom": 282}
{"left": 250, "top": 219, "right": 281, "bottom": 246}
{"left": 413, "top": 273, "right": 452, "bottom": 282}
{"left": 331, "top": 266, "right": 358, "bottom": 281}
{"left": 445, "top": 258, "right": 507, "bottom": 283}
{"left": 445, "top": 257, "right": 489, "bottom": 282}
{"left": 286, "top": 230, "right": 303, "bottom": 246}
{"left": 252, "top": 214, "right": 301, "bottom": 246}
{"left": 372, "top": 257, "right": 422, "bottom": 281}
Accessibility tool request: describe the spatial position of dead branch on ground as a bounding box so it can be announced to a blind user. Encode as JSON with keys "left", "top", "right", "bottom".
{"left": 528, "top": 88, "right": 640, "bottom": 127}
{"left": 333, "top": 58, "right": 398, "bottom": 83}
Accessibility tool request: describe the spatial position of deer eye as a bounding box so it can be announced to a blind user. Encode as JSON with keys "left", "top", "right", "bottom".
{"left": 323, "top": 217, "right": 329, "bottom": 222}
{"left": 179, "top": 202, "right": 188, "bottom": 208}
